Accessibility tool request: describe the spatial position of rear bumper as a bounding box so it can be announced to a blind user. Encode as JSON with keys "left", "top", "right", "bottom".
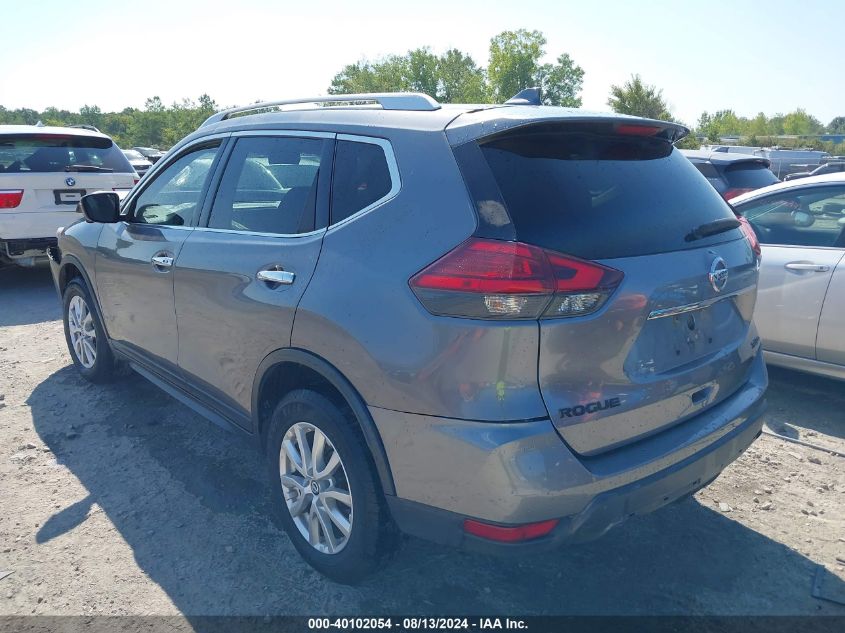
{"left": 0, "top": 210, "right": 81, "bottom": 241}
{"left": 375, "top": 351, "right": 767, "bottom": 551}
{"left": 1, "top": 237, "right": 57, "bottom": 260}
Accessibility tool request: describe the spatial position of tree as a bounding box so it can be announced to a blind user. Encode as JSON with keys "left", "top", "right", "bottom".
{"left": 487, "top": 29, "right": 546, "bottom": 103}
{"left": 782, "top": 109, "right": 824, "bottom": 135}
{"left": 328, "top": 48, "right": 486, "bottom": 103}
{"left": 486, "top": 30, "right": 584, "bottom": 106}
{"left": 697, "top": 109, "right": 744, "bottom": 140}
{"left": 828, "top": 116, "right": 845, "bottom": 134}
{"left": 607, "top": 74, "right": 672, "bottom": 121}
{"left": 79, "top": 104, "right": 103, "bottom": 130}
{"left": 197, "top": 94, "right": 217, "bottom": 116}
{"left": 437, "top": 49, "right": 487, "bottom": 103}
{"left": 328, "top": 56, "right": 411, "bottom": 95}
{"left": 144, "top": 96, "right": 165, "bottom": 113}
{"left": 536, "top": 53, "right": 584, "bottom": 107}
{"left": 327, "top": 30, "right": 583, "bottom": 106}
{"left": 746, "top": 112, "right": 769, "bottom": 137}
{"left": 407, "top": 48, "right": 440, "bottom": 96}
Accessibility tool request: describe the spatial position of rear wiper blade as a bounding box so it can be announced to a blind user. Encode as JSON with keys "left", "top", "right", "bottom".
{"left": 685, "top": 217, "right": 741, "bottom": 242}
{"left": 64, "top": 164, "right": 113, "bottom": 173}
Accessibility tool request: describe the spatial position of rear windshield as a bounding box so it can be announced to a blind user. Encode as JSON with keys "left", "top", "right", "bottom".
{"left": 724, "top": 162, "right": 779, "bottom": 190}
{"left": 689, "top": 161, "right": 720, "bottom": 180}
{"left": 0, "top": 133, "right": 133, "bottom": 173}
{"left": 473, "top": 127, "right": 742, "bottom": 260}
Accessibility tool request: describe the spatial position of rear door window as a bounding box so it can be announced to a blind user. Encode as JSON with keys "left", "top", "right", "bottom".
{"left": 0, "top": 133, "right": 134, "bottom": 173}
{"left": 472, "top": 125, "right": 741, "bottom": 260}
{"left": 208, "top": 136, "right": 329, "bottom": 235}
{"left": 330, "top": 139, "right": 394, "bottom": 225}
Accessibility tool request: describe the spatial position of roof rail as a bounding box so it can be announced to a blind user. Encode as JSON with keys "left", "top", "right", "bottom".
{"left": 200, "top": 92, "right": 441, "bottom": 127}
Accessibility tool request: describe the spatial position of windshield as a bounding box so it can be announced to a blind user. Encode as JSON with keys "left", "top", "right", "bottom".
{"left": 0, "top": 133, "right": 134, "bottom": 173}
{"left": 123, "top": 150, "right": 146, "bottom": 161}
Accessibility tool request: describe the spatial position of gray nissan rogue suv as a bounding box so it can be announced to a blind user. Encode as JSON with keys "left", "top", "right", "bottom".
{"left": 49, "top": 91, "right": 767, "bottom": 583}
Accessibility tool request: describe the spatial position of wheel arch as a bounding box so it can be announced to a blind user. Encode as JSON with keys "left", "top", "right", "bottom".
{"left": 58, "top": 254, "right": 111, "bottom": 339}
{"left": 252, "top": 348, "right": 396, "bottom": 496}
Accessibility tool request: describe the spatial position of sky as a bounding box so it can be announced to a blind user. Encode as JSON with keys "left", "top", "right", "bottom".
{"left": 1, "top": 0, "right": 840, "bottom": 126}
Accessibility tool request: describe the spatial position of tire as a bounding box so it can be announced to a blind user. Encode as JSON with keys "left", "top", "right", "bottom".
{"left": 265, "top": 389, "right": 397, "bottom": 583}
{"left": 62, "top": 279, "right": 116, "bottom": 383}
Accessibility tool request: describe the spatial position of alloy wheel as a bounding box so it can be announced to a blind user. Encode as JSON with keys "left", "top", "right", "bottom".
{"left": 67, "top": 295, "right": 97, "bottom": 369}
{"left": 279, "top": 422, "right": 354, "bottom": 554}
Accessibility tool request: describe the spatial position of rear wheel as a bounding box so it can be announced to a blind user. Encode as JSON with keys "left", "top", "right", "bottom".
{"left": 265, "top": 389, "right": 397, "bottom": 583}
{"left": 62, "top": 279, "right": 115, "bottom": 383}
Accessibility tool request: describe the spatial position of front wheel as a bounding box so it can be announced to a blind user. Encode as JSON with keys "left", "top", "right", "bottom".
{"left": 62, "top": 279, "right": 116, "bottom": 383}
{"left": 265, "top": 389, "right": 397, "bottom": 583}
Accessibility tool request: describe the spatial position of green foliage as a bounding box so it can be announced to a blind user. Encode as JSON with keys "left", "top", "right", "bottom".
{"left": 607, "top": 74, "right": 671, "bottom": 120}
{"left": 828, "top": 116, "right": 845, "bottom": 134}
{"left": 674, "top": 131, "right": 701, "bottom": 150}
{"left": 535, "top": 53, "right": 584, "bottom": 107}
{"left": 694, "top": 108, "right": 838, "bottom": 142}
{"left": 698, "top": 110, "right": 749, "bottom": 141}
{"left": 328, "top": 48, "right": 452, "bottom": 97}
{"left": 0, "top": 94, "right": 218, "bottom": 149}
{"left": 781, "top": 109, "right": 824, "bottom": 135}
{"left": 437, "top": 49, "right": 488, "bottom": 103}
{"left": 487, "top": 29, "right": 546, "bottom": 103}
{"left": 328, "top": 29, "right": 583, "bottom": 106}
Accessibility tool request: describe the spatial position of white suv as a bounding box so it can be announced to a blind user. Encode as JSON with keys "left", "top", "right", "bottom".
{"left": 0, "top": 125, "right": 137, "bottom": 266}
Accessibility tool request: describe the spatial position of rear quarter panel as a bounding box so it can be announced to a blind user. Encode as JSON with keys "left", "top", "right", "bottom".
{"left": 292, "top": 130, "right": 549, "bottom": 421}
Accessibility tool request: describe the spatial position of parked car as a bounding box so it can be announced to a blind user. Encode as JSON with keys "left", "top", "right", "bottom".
{"left": 783, "top": 161, "right": 845, "bottom": 181}
{"left": 682, "top": 150, "right": 779, "bottom": 200}
{"left": 0, "top": 125, "right": 136, "bottom": 267}
{"left": 49, "top": 91, "right": 767, "bottom": 582}
{"left": 731, "top": 172, "right": 845, "bottom": 381}
{"left": 132, "top": 146, "right": 165, "bottom": 164}
{"left": 121, "top": 149, "right": 153, "bottom": 179}
{"left": 707, "top": 146, "right": 832, "bottom": 179}
{"left": 760, "top": 148, "right": 830, "bottom": 179}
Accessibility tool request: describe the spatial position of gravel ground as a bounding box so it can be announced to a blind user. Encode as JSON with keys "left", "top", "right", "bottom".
{"left": 1, "top": 266, "right": 844, "bottom": 617}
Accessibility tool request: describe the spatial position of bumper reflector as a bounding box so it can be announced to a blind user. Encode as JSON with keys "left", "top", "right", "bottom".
{"left": 463, "top": 518, "right": 559, "bottom": 542}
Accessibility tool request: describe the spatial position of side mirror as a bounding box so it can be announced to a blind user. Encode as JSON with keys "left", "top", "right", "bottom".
{"left": 79, "top": 191, "right": 121, "bottom": 224}
{"left": 791, "top": 210, "right": 815, "bottom": 228}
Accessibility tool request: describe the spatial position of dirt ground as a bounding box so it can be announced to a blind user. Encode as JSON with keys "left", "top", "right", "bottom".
{"left": 1, "top": 266, "right": 844, "bottom": 617}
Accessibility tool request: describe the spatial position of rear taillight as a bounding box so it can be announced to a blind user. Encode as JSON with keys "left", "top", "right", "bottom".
{"left": 723, "top": 188, "right": 752, "bottom": 201}
{"left": 409, "top": 238, "right": 623, "bottom": 319}
{"left": 737, "top": 215, "right": 762, "bottom": 261}
{"left": 0, "top": 189, "right": 24, "bottom": 209}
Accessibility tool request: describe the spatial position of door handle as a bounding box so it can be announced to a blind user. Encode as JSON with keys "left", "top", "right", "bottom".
{"left": 257, "top": 269, "right": 295, "bottom": 285}
{"left": 151, "top": 255, "right": 174, "bottom": 269}
{"left": 784, "top": 262, "right": 830, "bottom": 272}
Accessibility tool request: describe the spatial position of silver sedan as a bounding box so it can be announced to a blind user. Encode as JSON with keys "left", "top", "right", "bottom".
{"left": 732, "top": 172, "right": 845, "bottom": 380}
